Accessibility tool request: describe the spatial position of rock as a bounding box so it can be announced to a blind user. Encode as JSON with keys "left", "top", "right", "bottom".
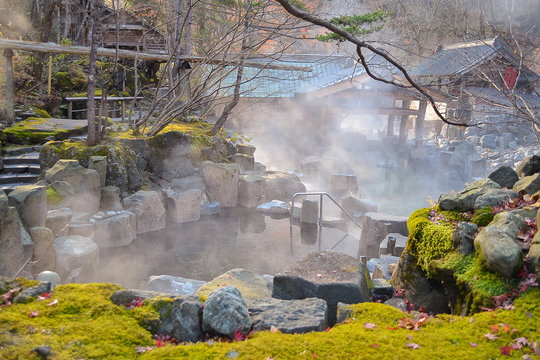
{"left": 321, "top": 216, "right": 346, "bottom": 230}
{"left": 8, "top": 184, "right": 47, "bottom": 230}
{"left": 300, "top": 156, "right": 321, "bottom": 174}
{"left": 47, "top": 181, "right": 74, "bottom": 210}
{"left": 510, "top": 206, "right": 538, "bottom": 221}
{"left": 31, "top": 345, "right": 51, "bottom": 359}
{"left": 110, "top": 289, "right": 173, "bottom": 305}
{"left": 145, "top": 131, "right": 196, "bottom": 181}
{"left": 384, "top": 297, "right": 407, "bottom": 312}
{"left": 45, "top": 208, "right": 73, "bottom": 237}
{"left": 474, "top": 212, "right": 526, "bottom": 277}
{"left": 480, "top": 134, "right": 498, "bottom": 149}
{"left": 100, "top": 186, "right": 123, "bottom": 210}
{"left": 0, "top": 192, "right": 25, "bottom": 276}
{"left": 201, "top": 161, "right": 239, "bottom": 208}
{"left": 232, "top": 153, "right": 255, "bottom": 172}
{"left": 68, "top": 221, "right": 95, "bottom": 239}
{"left": 170, "top": 176, "right": 205, "bottom": 191}
{"left": 372, "top": 255, "right": 400, "bottom": 280}
{"left": 201, "top": 202, "right": 221, "bottom": 216}
{"left": 340, "top": 195, "right": 377, "bottom": 221}
{"left": 528, "top": 232, "right": 540, "bottom": 277}
{"left": 330, "top": 174, "right": 358, "bottom": 193}
{"left": 54, "top": 235, "right": 99, "bottom": 280}
{"left": 264, "top": 171, "right": 306, "bottom": 202}
{"left": 36, "top": 271, "right": 61, "bottom": 288}
{"left": 247, "top": 297, "right": 328, "bottom": 334}
{"left": 29, "top": 227, "right": 56, "bottom": 274}
{"left": 165, "top": 189, "right": 202, "bottom": 223}
{"left": 45, "top": 160, "right": 101, "bottom": 214}
{"left": 236, "top": 144, "right": 256, "bottom": 157}
{"left": 93, "top": 211, "right": 137, "bottom": 247}
{"left": 202, "top": 286, "right": 252, "bottom": 338}
{"left": 122, "top": 190, "right": 166, "bottom": 234}
{"left": 516, "top": 154, "right": 540, "bottom": 177}
{"left": 452, "top": 222, "right": 478, "bottom": 255}
{"left": 272, "top": 250, "right": 370, "bottom": 325}
{"left": 300, "top": 199, "right": 318, "bottom": 224}
{"left": 155, "top": 295, "right": 204, "bottom": 343}
{"left": 336, "top": 302, "right": 354, "bottom": 323}
{"left": 88, "top": 155, "right": 107, "bottom": 187}
{"left": 238, "top": 174, "right": 266, "bottom": 208}
{"left": 254, "top": 162, "right": 266, "bottom": 172}
{"left": 513, "top": 173, "right": 540, "bottom": 195}
{"left": 196, "top": 268, "right": 272, "bottom": 299}
{"left": 488, "top": 166, "right": 519, "bottom": 188}
{"left": 359, "top": 213, "right": 408, "bottom": 259}
{"left": 256, "top": 200, "right": 289, "bottom": 215}
{"left": 474, "top": 188, "right": 519, "bottom": 211}
{"left": 371, "top": 278, "right": 394, "bottom": 299}
{"left": 147, "top": 275, "right": 207, "bottom": 295}
{"left": 390, "top": 250, "right": 449, "bottom": 314}
{"left": 14, "top": 281, "right": 51, "bottom": 303}
{"left": 378, "top": 233, "right": 407, "bottom": 257}
{"left": 439, "top": 178, "right": 501, "bottom": 212}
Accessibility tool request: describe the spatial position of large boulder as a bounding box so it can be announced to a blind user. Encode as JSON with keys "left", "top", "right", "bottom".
{"left": 359, "top": 212, "right": 408, "bottom": 259}
{"left": 29, "top": 227, "right": 55, "bottom": 274}
{"left": 196, "top": 268, "right": 272, "bottom": 299}
{"left": 8, "top": 185, "right": 47, "bottom": 230}
{"left": 201, "top": 161, "right": 239, "bottom": 208}
{"left": 0, "top": 191, "right": 25, "bottom": 276}
{"left": 340, "top": 195, "right": 377, "bottom": 221}
{"left": 46, "top": 181, "right": 74, "bottom": 210}
{"left": 474, "top": 188, "right": 518, "bottom": 211}
{"left": 170, "top": 176, "right": 205, "bottom": 192}
{"left": 88, "top": 156, "right": 107, "bottom": 187}
{"left": 145, "top": 131, "right": 196, "bottom": 181}
{"left": 100, "top": 186, "right": 123, "bottom": 211}
{"left": 164, "top": 189, "right": 202, "bottom": 223}
{"left": 202, "top": 286, "right": 252, "bottom": 338}
{"left": 122, "top": 190, "right": 166, "bottom": 234}
{"left": 147, "top": 275, "right": 207, "bottom": 295}
{"left": 92, "top": 211, "right": 137, "bottom": 247}
{"left": 247, "top": 298, "right": 328, "bottom": 334}
{"left": 300, "top": 199, "right": 318, "bottom": 224}
{"left": 155, "top": 296, "right": 204, "bottom": 343}
{"left": 272, "top": 251, "right": 370, "bottom": 325}
{"left": 439, "top": 178, "right": 501, "bottom": 212}
{"left": 488, "top": 166, "right": 519, "bottom": 189}
{"left": 516, "top": 154, "right": 540, "bottom": 177}
{"left": 232, "top": 153, "right": 255, "bottom": 172}
{"left": 452, "top": 222, "right": 478, "bottom": 255}
{"left": 474, "top": 212, "right": 526, "bottom": 278}
{"left": 54, "top": 235, "right": 99, "bottom": 280}
{"left": 264, "top": 171, "right": 306, "bottom": 202}
{"left": 45, "top": 208, "right": 73, "bottom": 237}
{"left": 256, "top": 200, "right": 289, "bottom": 215}
{"left": 238, "top": 174, "right": 266, "bottom": 208}
{"left": 513, "top": 173, "right": 540, "bottom": 195}
{"left": 44, "top": 160, "right": 101, "bottom": 214}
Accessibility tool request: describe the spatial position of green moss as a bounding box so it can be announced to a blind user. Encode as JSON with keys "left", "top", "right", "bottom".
{"left": 3, "top": 118, "right": 68, "bottom": 145}
{"left": 33, "top": 109, "right": 51, "bottom": 118}
{"left": 46, "top": 186, "right": 63, "bottom": 206}
{"left": 472, "top": 206, "right": 494, "bottom": 227}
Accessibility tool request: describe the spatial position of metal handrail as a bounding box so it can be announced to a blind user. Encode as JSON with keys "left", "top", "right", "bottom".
{"left": 290, "top": 191, "right": 363, "bottom": 230}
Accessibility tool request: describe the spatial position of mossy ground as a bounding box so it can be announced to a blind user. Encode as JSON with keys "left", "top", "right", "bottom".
{"left": 3, "top": 118, "right": 67, "bottom": 145}
{"left": 0, "top": 283, "right": 538, "bottom": 359}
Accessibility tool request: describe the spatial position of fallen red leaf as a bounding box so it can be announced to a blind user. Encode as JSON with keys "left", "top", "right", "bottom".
{"left": 406, "top": 342, "right": 420, "bottom": 350}
{"left": 372, "top": 343, "right": 379, "bottom": 348}
{"left": 484, "top": 332, "right": 499, "bottom": 340}
{"left": 469, "top": 342, "right": 477, "bottom": 347}
{"left": 500, "top": 346, "right": 512, "bottom": 356}
{"left": 364, "top": 322, "right": 377, "bottom": 329}
{"left": 47, "top": 299, "right": 59, "bottom": 306}
{"left": 29, "top": 310, "right": 39, "bottom": 318}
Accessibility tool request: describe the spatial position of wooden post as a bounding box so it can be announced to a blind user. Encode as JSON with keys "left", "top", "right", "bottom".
{"left": 67, "top": 101, "right": 73, "bottom": 119}
{"left": 415, "top": 100, "right": 428, "bottom": 147}
{"left": 48, "top": 55, "right": 52, "bottom": 96}
{"left": 121, "top": 100, "right": 125, "bottom": 123}
{"left": 386, "top": 114, "right": 394, "bottom": 136}
{"left": 4, "top": 49, "right": 14, "bottom": 124}
{"left": 399, "top": 100, "right": 411, "bottom": 144}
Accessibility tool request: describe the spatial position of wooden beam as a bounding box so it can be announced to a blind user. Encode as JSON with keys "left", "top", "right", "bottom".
{"left": 0, "top": 39, "right": 312, "bottom": 72}
{"left": 4, "top": 49, "right": 14, "bottom": 124}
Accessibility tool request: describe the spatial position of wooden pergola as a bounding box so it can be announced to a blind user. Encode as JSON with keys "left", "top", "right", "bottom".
{"left": 0, "top": 39, "right": 312, "bottom": 123}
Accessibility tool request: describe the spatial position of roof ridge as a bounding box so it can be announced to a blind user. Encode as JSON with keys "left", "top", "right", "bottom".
{"left": 441, "top": 38, "right": 496, "bottom": 50}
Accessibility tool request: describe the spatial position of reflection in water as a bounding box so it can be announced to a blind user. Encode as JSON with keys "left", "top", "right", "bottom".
{"left": 94, "top": 207, "right": 358, "bottom": 289}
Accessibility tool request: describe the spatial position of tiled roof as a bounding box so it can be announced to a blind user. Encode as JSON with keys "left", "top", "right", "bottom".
{"left": 464, "top": 87, "right": 540, "bottom": 110}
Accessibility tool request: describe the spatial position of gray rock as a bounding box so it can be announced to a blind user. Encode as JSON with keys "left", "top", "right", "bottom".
{"left": 378, "top": 233, "right": 407, "bottom": 257}
{"left": 29, "top": 227, "right": 55, "bottom": 274}
{"left": 272, "top": 250, "right": 370, "bottom": 325}
{"left": 201, "top": 202, "right": 221, "bottom": 216}
{"left": 372, "top": 255, "right": 400, "bottom": 280}
{"left": 68, "top": 221, "right": 95, "bottom": 239}
{"left": 31, "top": 345, "right": 51, "bottom": 358}
{"left": 88, "top": 155, "right": 107, "bottom": 187}
{"left": 340, "top": 195, "right": 377, "bottom": 220}
{"left": 156, "top": 296, "right": 204, "bottom": 343}
{"left": 452, "top": 222, "right": 478, "bottom": 255}
{"left": 238, "top": 174, "right": 266, "bottom": 208}
{"left": 54, "top": 235, "right": 99, "bottom": 280}
{"left": 264, "top": 171, "right": 306, "bottom": 203}
{"left": 371, "top": 278, "right": 394, "bottom": 299}
{"left": 336, "top": 302, "right": 354, "bottom": 324}
{"left": 254, "top": 162, "right": 266, "bottom": 172}
{"left": 45, "top": 208, "right": 73, "bottom": 236}
{"left": 513, "top": 173, "right": 540, "bottom": 195}
{"left": 330, "top": 174, "right": 358, "bottom": 193}
{"left": 110, "top": 289, "right": 173, "bottom": 305}
{"left": 480, "top": 134, "right": 498, "bottom": 149}
{"left": 170, "top": 176, "right": 205, "bottom": 191}
{"left": 528, "top": 232, "right": 540, "bottom": 277}
{"left": 516, "top": 154, "right": 540, "bottom": 177}
{"left": 359, "top": 213, "right": 408, "bottom": 259}
{"left": 232, "top": 153, "right": 255, "bottom": 172}
{"left": 474, "top": 188, "right": 519, "bottom": 211}
{"left": 201, "top": 161, "right": 239, "bottom": 208}
{"left": 122, "top": 190, "right": 166, "bottom": 234}
{"left": 47, "top": 181, "right": 74, "bottom": 210}
{"left": 165, "top": 189, "right": 202, "bottom": 223}
{"left": 256, "top": 200, "right": 289, "bottom": 215}
{"left": 439, "top": 178, "right": 501, "bottom": 212}
{"left": 202, "top": 286, "right": 252, "bottom": 338}
{"left": 93, "top": 211, "right": 137, "bottom": 247}
{"left": 100, "top": 186, "right": 123, "bottom": 210}
{"left": 147, "top": 275, "right": 207, "bottom": 295}
{"left": 36, "top": 271, "right": 61, "bottom": 288}
{"left": 300, "top": 199, "right": 318, "bottom": 224}
{"left": 247, "top": 297, "right": 327, "bottom": 334}
{"left": 384, "top": 298, "right": 407, "bottom": 312}
{"left": 488, "top": 166, "right": 519, "bottom": 188}
{"left": 14, "top": 281, "right": 51, "bottom": 303}
{"left": 45, "top": 160, "right": 101, "bottom": 214}
{"left": 146, "top": 132, "right": 196, "bottom": 181}
{"left": 0, "top": 192, "right": 24, "bottom": 276}
{"left": 236, "top": 144, "right": 256, "bottom": 157}
{"left": 474, "top": 212, "right": 526, "bottom": 277}
{"left": 8, "top": 184, "right": 47, "bottom": 230}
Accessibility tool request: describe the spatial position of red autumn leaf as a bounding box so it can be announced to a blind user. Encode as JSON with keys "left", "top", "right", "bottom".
{"left": 364, "top": 322, "right": 377, "bottom": 329}
{"left": 489, "top": 324, "right": 499, "bottom": 333}
{"left": 406, "top": 342, "right": 420, "bottom": 350}
{"left": 372, "top": 343, "right": 379, "bottom": 348}
{"left": 324, "top": 327, "right": 331, "bottom": 332}
{"left": 37, "top": 293, "right": 51, "bottom": 301}
{"left": 312, "top": 354, "right": 318, "bottom": 359}
{"left": 500, "top": 346, "right": 512, "bottom": 356}
{"left": 386, "top": 326, "right": 399, "bottom": 330}
{"left": 265, "top": 357, "right": 274, "bottom": 360}
{"left": 469, "top": 342, "right": 478, "bottom": 347}
{"left": 484, "top": 332, "right": 499, "bottom": 340}
{"left": 29, "top": 310, "right": 39, "bottom": 318}
{"left": 234, "top": 329, "right": 245, "bottom": 341}
{"left": 47, "top": 299, "right": 59, "bottom": 306}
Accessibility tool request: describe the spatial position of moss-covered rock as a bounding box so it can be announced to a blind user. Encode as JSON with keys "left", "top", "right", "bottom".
{"left": 3, "top": 118, "right": 86, "bottom": 145}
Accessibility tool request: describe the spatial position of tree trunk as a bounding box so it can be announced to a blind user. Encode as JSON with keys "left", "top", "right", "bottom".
{"left": 86, "top": 0, "right": 98, "bottom": 146}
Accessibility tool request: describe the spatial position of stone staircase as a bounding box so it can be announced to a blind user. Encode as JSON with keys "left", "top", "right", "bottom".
{"left": 0, "top": 146, "right": 42, "bottom": 194}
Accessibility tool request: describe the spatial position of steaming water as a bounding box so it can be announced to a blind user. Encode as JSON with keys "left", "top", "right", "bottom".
{"left": 94, "top": 207, "right": 358, "bottom": 289}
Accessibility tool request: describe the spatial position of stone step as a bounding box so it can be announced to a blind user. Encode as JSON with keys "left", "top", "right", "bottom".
{"left": 2, "top": 152, "right": 41, "bottom": 165}
{"left": 0, "top": 173, "right": 39, "bottom": 185}
{"left": 2, "top": 146, "right": 42, "bottom": 156}
{"left": 1, "top": 164, "right": 41, "bottom": 175}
